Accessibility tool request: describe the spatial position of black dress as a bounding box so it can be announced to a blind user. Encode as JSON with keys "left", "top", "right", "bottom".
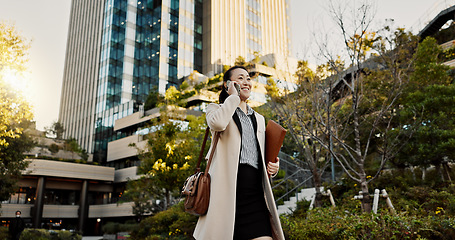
{"left": 234, "top": 163, "right": 272, "bottom": 240}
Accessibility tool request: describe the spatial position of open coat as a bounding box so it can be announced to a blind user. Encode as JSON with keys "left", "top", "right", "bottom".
{"left": 193, "top": 95, "right": 285, "bottom": 240}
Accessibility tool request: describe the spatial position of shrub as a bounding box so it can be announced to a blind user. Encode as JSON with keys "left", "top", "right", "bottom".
{"left": 0, "top": 226, "right": 9, "bottom": 240}
{"left": 281, "top": 207, "right": 455, "bottom": 240}
{"left": 131, "top": 201, "right": 198, "bottom": 240}
{"left": 48, "top": 143, "right": 60, "bottom": 154}
{"left": 102, "top": 221, "right": 139, "bottom": 234}
{"left": 19, "top": 229, "right": 81, "bottom": 240}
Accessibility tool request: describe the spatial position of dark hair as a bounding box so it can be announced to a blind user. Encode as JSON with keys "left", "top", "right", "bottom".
{"left": 219, "top": 66, "right": 248, "bottom": 103}
{"left": 15, "top": 210, "right": 21, "bottom": 214}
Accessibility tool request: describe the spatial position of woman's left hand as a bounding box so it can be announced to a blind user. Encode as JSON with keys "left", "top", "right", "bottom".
{"left": 267, "top": 157, "right": 280, "bottom": 177}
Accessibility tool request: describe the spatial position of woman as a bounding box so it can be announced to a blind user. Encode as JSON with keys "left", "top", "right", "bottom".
{"left": 193, "top": 66, "right": 285, "bottom": 240}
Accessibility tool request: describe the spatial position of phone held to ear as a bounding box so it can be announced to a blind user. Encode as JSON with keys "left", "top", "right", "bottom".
{"left": 226, "top": 80, "right": 240, "bottom": 95}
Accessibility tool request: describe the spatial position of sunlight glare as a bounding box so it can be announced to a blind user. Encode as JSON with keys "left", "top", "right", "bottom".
{"left": 1, "top": 68, "right": 32, "bottom": 101}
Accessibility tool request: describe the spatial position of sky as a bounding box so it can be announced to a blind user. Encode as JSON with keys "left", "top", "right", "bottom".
{"left": 0, "top": 0, "right": 453, "bottom": 131}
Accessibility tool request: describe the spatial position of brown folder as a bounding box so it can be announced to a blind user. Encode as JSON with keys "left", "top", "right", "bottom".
{"left": 265, "top": 120, "right": 287, "bottom": 165}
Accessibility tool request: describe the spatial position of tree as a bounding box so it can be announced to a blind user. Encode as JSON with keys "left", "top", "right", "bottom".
{"left": 234, "top": 56, "right": 246, "bottom": 66}
{"left": 265, "top": 59, "right": 344, "bottom": 208}
{"left": 45, "top": 121, "right": 65, "bottom": 139}
{"left": 126, "top": 104, "right": 208, "bottom": 212}
{"left": 266, "top": 2, "right": 420, "bottom": 212}
{"left": 64, "top": 138, "right": 88, "bottom": 160}
{"left": 144, "top": 86, "right": 164, "bottom": 111}
{"left": 48, "top": 143, "right": 60, "bottom": 154}
{"left": 0, "top": 21, "right": 32, "bottom": 147}
{"left": 314, "top": 4, "right": 419, "bottom": 212}
{"left": 399, "top": 85, "right": 455, "bottom": 179}
{"left": 0, "top": 22, "right": 34, "bottom": 205}
{"left": 395, "top": 37, "right": 455, "bottom": 181}
{"left": 122, "top": 177, "right": 165, "bottom": 219}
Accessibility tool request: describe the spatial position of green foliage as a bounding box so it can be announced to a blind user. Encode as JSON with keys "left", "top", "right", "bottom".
{"left": 144, "top": 86, "right": 165, "bottom": 111}
{"left": 207, "top": 73, "right": 223, "bottom": 87}
{"left": 128, "top": 111, "right": 207, "bottom": 211}
{"left": 131, "top": 202, "right": 197, "bottom": 240}
{"left": 394, "top": 38, "right": 455, "bottom": 169}
{"left": 281, "top": 206, "right": 455, "bottom": 240}
{"left": 0, "top": 22, "right": 33, "bottom": 147}
{"left": 24, "top": 155, "right": 98, "bottom": 165}
{"left": 144, "top": 73, "right": 223, "bottom": 109}
{"left": 264, "top": 77, "right": 280, "bottom": 101}
{"left": 0, "top": 121, "right": 33, "bottom": 204}
{"left": 0, "top": 22, "right": 34, "bottom": 207}
{"left": 397, "top": 84, "right": 455, "bottom": 168}
{"left": 20, "top": 229, "right": 81, "bottom": 240}
{"left": 64, "top": 138, "right": 80, "bottom": 152}
{"left": 0, "top": 226, "right": 8, "bottom": 240}
{"left": 62, "top": 138, "right": 88, "bottom": 160}
{"left": 122, "top": 176, "right": 165, "bottom": 217}
{"left": 102, "top": 221, "right": 139, "bottom": 234}
{"left": 48, "top": 143, "right": 60, "bottom": 154}
{"left": 234, "top": 56, "right": 246, "bottom": 66}
{"left": 409, "top": 37, "right": 451, "bottom": 89}
{"left": 45, "top": 121, "right": 65, "bottom": 140}
{"left": 441, "top": 46, "right": 455, "bottom": 62}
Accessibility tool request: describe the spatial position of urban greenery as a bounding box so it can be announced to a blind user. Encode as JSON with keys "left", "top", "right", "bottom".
{"left": 0, "top": 21, "right": 34, "bottom": 207}
{"left": 19, "top": 228, "right": 82, "bottom": 240}
{"left": 122, "top": 105, "right": 208, "bottom": 214}
{"left": 130, "top": 201, "right": 197, "bottom": 240}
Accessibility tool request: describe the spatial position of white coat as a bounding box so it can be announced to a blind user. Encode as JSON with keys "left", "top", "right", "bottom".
{"left": 193, "top": 95, "right": 285, "bottom": 240}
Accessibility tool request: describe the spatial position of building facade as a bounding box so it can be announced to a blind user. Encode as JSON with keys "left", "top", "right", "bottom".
{"left": 0, "top": 159, "right": 137, "bottom": 235}
{"left": 59, "top": 0, "right": 291, "bottom": 163}
{"left": 202, "top": 0, "right": 291, "bottom": 75}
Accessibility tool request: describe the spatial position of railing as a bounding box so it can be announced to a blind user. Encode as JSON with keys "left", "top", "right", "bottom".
{"left": 411, "top": 0, "right": 455, "bottom": 33}
{"left": 272, "top": 151, "right": 336, "bottom": 205}
{"left": 274, "top": 175, "right": 313, "bottom": 204}
{"left": 271, "top": 152, "right": 313, "bottom": 204}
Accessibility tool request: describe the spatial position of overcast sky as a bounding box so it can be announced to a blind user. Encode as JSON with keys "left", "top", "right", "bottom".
{"left": 0, "top": 0, "right": 453, "bottom": 131}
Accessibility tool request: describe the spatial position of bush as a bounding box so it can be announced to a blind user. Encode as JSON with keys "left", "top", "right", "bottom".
{"left": 280, "top": 166, "right": 455, "bottom": 240}
{"left": 131, "top": 201, "right": 198, "bottom": 240}
{"left": 102, "top": 221, "right": 139, "bottom": 235}
{"left": 282, "top": 207, "right": 455, "bottom": 240}
{"left": 48, "top": 143, "right": 60, "bottom": 154}
{"left": 19, "top": 229, "right": 81, "bottom": 240}
{"left": 0, "top": 226, "right": 9, "bottom": 240}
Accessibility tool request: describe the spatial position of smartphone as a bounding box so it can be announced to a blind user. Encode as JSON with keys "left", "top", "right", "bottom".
{"left": 226, "top": 80, "right": 240, "bottom": 95}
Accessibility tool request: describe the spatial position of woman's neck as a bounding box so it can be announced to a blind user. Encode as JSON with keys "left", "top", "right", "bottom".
{"left": 239, "top": 101, "right": 247, "bottom": 113}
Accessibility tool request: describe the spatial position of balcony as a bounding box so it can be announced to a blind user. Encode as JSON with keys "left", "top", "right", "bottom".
{"left": 25, "top": 159, "right": 114, "bottom": 182}
{"left": 107, "top": 135, "right": 147, "bottom": 162}
{"left": 1, "top": 202, "right": 135, "bottom": 218}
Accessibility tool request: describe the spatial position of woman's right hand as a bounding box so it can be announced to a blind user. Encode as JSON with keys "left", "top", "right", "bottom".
{"left": 227, "top": 81, "right": 239, "bottom": 96}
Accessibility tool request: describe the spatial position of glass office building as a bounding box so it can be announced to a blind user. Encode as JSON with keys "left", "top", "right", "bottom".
{"left": 93, "top": 0, "right": 203, "bottom": 161}
{"left": 59, "top": 0, "right": 290, "bottom": 163}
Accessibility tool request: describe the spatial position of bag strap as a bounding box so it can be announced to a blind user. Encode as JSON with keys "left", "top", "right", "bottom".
{"left": 195, "top": 127, "right": 210, "bottom": 172}
{"left": 204, "top": 131, "right": 220, "bottom": 177}
{"left": 195, "top": 127, "right": 220, "bottom": 174}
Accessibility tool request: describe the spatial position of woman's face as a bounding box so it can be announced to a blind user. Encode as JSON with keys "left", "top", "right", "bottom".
{"left": 227, "top": 68, "right": 252, "bottom": 101}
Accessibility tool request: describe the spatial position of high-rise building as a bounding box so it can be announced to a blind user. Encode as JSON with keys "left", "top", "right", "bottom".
{"left": 59, "top": 0, "right": 291, "bottom": 163}
{"left": 203, "top": 0, "right": 291, "bottom": 75}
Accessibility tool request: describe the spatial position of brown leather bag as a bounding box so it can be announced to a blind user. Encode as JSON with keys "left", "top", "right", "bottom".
{"left": 182, "top": 127, "right": 220, "bottom": 216}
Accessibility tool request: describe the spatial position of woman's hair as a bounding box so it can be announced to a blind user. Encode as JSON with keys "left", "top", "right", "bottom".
{"left": 219, "top": 65, "right": 248, "bottom": 103}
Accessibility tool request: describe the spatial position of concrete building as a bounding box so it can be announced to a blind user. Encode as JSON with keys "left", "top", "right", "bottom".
{"left": 0, "top": 127, "right": 137, "bottom": 235}
{"left": 58, "top": 0, "right": 292, "bottom": 163}
{"left": 0, "top": 159, "right": 140, "bottom": 235}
